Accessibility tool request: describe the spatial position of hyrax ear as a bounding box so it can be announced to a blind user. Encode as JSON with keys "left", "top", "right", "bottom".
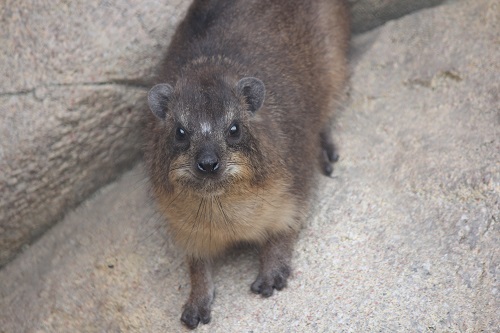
{"left": 236, "top": 77, "right": 265, "bottom": 113}
{"left": 147, "top": 83, "right": 174, "bottom": 120}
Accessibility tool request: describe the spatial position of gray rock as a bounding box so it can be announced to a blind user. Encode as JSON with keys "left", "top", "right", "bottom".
{"left": 0, "top": 0, "right": 191, "bottom": 266}
{"left": 0, "top": 0, "right": 497, "bottom": 331}
{"left": 348, "top": 0, "right": 447, "bottom": 33}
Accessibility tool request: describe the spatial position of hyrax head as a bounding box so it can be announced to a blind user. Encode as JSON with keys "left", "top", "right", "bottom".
{"left": 147, "top": 73, "right": 266, "bottom": 195}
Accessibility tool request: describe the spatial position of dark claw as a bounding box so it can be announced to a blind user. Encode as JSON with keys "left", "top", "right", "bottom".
{"left": 251, "top": 277, "right": 274, "bottom": 297}
{"left": 181, "top": 308, "right": 200, "bottom": 329}
{"left": 323, "top": 162, "right": 333, "bottom": 176}
{"left": 251, "top": 265, "right": 291, "bottom": 297}
{"left": 330, "top": 151, "right": 339, "bottom": 163}
{"left": 320, "top": 134, "right": 339, "bottom": 176}
{"left": 181, "top": 303, "right": 211, "bottom": 329}
{"left": 250, "top": 276, "right": 263, "bottom": 294}
{"left": 260, "top": 285, "right": 274, "bottom": 297}
{"left": 274, "top": 273, "right": 286, "bottom": 290}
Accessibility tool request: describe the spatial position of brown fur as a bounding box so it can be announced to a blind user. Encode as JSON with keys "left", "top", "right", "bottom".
{"left": 144, "top": 0, "right": 350, "bottom": 329}
{"left": 157, "top": 173, "right": 299, "bottom": 259}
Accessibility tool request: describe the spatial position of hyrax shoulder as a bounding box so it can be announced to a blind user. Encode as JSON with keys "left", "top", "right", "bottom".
{"left": 144, "top": 0, "right": 349, "bottom": 328}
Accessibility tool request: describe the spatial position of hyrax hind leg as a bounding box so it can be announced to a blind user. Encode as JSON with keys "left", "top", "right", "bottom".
{"left": 320, "top": 128, "right": 340, "bottom": 176}
{"left": 251, "top": 230, "right": 298, "bottom": 297}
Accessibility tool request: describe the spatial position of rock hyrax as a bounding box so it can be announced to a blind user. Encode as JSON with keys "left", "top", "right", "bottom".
{"left": 145, "top": 0, "right": 350, "bottom": 328}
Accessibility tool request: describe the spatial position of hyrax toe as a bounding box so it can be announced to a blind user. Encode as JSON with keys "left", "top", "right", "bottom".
{"left": 181, "top": 301, "right": 212, "bottom": 329}
{"left": 251, "top": 265, "right": 291, "bottom": 297}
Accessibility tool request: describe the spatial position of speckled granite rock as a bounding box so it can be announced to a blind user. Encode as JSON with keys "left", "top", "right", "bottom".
{"left": 0, "top": 0, "right": 497, "bottom": 331}
{"left": 0, "top": 0, "right": 191, "bottom": 266}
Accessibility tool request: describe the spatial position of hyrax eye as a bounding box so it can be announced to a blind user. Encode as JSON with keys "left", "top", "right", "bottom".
{"left": 228, "top": 123, "right": 240, "bottom": 137}
{"left": 176, "top": 127, "right": 187, "bottom": 141}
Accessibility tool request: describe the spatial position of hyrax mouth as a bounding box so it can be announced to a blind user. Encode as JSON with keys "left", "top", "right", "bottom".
{"left": 168, "top": 151, "right": 253, "bottom": 196}
{"left": 168, "top": 155, "right": 225, "bottom": 194}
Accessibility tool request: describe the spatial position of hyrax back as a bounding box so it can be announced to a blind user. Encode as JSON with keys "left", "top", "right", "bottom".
{"left": 144, "top": 0, "right": 349, "bottom": 328}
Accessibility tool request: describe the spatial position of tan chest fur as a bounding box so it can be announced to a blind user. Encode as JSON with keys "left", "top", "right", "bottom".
{"left": 157, "top": 180, "right": 301, "bottom": 259}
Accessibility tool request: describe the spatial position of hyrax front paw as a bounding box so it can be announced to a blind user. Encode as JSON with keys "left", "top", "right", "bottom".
{"left": 250, "top": 264, "right": 291, "bottom": 297}
{"left": 181, "top": 299, "right": 212, "bottom": 329}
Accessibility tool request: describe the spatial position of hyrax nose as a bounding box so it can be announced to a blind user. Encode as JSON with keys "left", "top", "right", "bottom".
{"left": 197, "top": 151, "right": 220, "bottom": 173}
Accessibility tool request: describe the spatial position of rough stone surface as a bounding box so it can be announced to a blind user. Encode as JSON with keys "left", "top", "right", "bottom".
{"left": 0, "top": 0, "right": 190, "bottom": 266}
{"left": 348, "top": 0, "right": 447, "bottom": 33}
{"left": 1, "top": 0, "right": 498, "bottom": 331}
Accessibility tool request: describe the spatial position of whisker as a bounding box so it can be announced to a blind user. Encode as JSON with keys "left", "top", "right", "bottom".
{"left": 215, "top": 197, "right": 237, "bottom": 237}
{"left": 138, "top": 208, "right": 164, "bottom": 244}
{"left": 163, "top": 187, "right": 186, "bottom": 210}
{"left": 160, "top": 188, "right": 193, "bottom": 243}
{"left": 187, "top": 197, "right": 204, "bottom": 248}
{"left": 168, "top": 164, "right": 192, "bottom": 175}
{"left": 244, "top": 188, "right": 279, "bottom": 209}
{"left": 199, "top": 197, "right": 208, "bottom": 253}
{"left": 209, "top": 196, "right": 214, "bottom": 255}
{"left": 226, "top": 162, "right": 247, "bottom": 166}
